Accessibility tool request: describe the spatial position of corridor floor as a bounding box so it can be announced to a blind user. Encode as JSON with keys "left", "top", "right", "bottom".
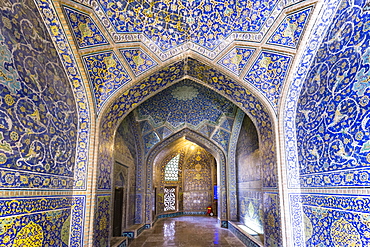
{"left": 128, "top": 216, "right": 246, "bottom": 247}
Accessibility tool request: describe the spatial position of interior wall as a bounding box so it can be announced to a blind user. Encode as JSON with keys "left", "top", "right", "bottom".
{"left": 113, "top": 113, "right": 139, "bottom": 229}
{"left": 183, "top": 147, "right": 215, "bottom": 212}
{"left": 236, "top": 116, "right": 263, "bottom": 237}
{"left": 154, "top": 144, "right": 215, "bottom": 215}
{"left": 292, "top": 0, "right": 370, "bottom": 245}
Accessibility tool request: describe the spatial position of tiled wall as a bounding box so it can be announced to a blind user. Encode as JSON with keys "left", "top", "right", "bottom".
{"left": 290, "top": 0, "right": 370, "bottom": 245}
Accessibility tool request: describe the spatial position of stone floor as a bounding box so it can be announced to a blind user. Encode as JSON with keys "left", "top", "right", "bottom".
{"left": 128, "top": 216, "right": 246, "bottom": 247}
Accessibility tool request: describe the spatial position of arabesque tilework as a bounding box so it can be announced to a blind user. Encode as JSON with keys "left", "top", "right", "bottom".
{"left": 63, "top": 6, "right": 109, "bottom": 49}
{"left": 83, "top": 51, "right": 131, "bottom": 111}
{"left": 217, "top": 47, "right": 256, "bottom": 76}
{"left": 267, "top": 6, "right": 313, "bottom": 48}
{"left": 36, "top": 0, "right": 91, "bottom": 190}
{"left": 290, "top": 194, "right": 370, "bottom": 246}
{"left": 244, "top": 50, "right": 292, "bottom": 110}
{"left": 296, "top": 0, "right": 370, "bottom": 188}
{"left": 94, "top": 195, "right": 110, "bottom": 247}
{"left": 0, "top": 196, "right": 84, "bottom": 246}
{"left": 0, "top": 0, "right": 79, "bottom": 190}
{"left": 284, "top": 0, "right": 341, "bottom": 189}
{"left": 97, "top": 0, "right": 279, "bottom": 51}
{"left": 120, "top": 48, "right": 158, "bottom": 76}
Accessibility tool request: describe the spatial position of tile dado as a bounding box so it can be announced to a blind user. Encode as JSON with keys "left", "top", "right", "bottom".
{"left": 0, "top": 196, "right": 85, "bottom": 246}
{"left": 290, "top": 194, "right": 370, "bottom": 246}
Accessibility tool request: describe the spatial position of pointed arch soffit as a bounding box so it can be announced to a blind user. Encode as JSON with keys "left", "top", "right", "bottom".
{"left": 97, "top": 58, "right": 279, "bottom": 190}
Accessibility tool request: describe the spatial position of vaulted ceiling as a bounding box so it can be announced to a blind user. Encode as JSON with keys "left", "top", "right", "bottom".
{"left": 59, "top": 0, "right": 317, "bottom": 115}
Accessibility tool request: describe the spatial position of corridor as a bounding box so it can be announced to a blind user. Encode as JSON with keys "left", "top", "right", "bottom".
{"left": 128, "top": 216, "right": 246, "bottom": 247}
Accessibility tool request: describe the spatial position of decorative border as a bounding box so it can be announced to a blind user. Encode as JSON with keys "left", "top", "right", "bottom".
{"left": 0, "top": 196, "right": 72, "bottom": 217}
{"left": 289, "top": 193, "right": 370, "bottom": 246}
{"left": 70, "top": 196, "right": 86, "bottom": 246}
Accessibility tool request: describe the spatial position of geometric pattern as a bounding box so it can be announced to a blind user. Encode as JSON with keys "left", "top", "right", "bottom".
{"left": 120, "top": 48, "right": 158, "bottom": 76}
{"left": 244, "top": 51, "right": 292, "bottom": 110}
{"left": 63, "top": 6, "right": 108, "bottom": 49}
{"left": 267, "top": 7, "right": 313, "bottom": 48}
{"left": 217, "top": 47, "right": 256, "bottom": 76}
{"left": 83, "top": 51, "right": 131, "bottom": 110}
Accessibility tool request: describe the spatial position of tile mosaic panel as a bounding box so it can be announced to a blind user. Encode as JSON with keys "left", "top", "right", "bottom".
{"left": 290, "top": 194, "right": 370, "bottom": 246}
{"left": 0, "top": 196, "right": 84, "bottom": 246}
{"left": 199, "top": 125, "right": 215, "bottom": 138}
{"left": 267, "top": 6, "right": 313, "bottom": 48}
{"left": 188, "top": 58, "right": 277, "bottom": 188}
{"left": 83, "top": 51, "right": 131, "bottom": 111}
{"left": 238, "top": 190, "right": 264, "bottom": 233}
{"left": 70, "top": 196, "right": 85, "bottom": 247}
{"left": 220, "top": 118, "right": 234, "bottom": 131}
{"left": 283, "top": 0, "right": 341, "bottom": 188}
{"left": 140, "top": 120, "right": 153, "bottom": 134}
{"left": 63, "top": 6, "right": 109, "bottom": 49}
{"left": 296, "top": 0, "right": 370, "bottom": 188}
{"left": 137, "top": 79, "right": 236, "bottom": 130}
{"left": 0, "top": 0, "right": 79, "bottom": 190}
{"left": 94, "top": 195, "right": 110, "bottom": 247}
{"left": 244, "top": 50, "right": 292, "bottom": 111}
{"left": 120, "top": 48, "right": 158, "bottom": 76}
{"left": 97, "top": 0, "right": 279, "bottom": 51}
{"left": 217, "top": 47, "right": 256, "bottom": 76}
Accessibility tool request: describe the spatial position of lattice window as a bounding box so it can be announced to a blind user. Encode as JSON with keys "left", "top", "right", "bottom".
{"left": 164, "top": 154, "right": 180, "bottom": 181}
{"left": 164, "top": 187, "right": 176, "bottom": 211}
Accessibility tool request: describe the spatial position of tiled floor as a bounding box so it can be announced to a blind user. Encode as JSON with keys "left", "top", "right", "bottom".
{"left": 128, "top": 216, "right": 246, "bottom": 247}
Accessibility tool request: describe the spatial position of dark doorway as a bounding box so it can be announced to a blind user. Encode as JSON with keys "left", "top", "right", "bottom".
{"left": 113, "top": 172, "right": 125, "bottom": 237}
{"left": 113, "top": 187, "right": 123, "bottom": 236}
